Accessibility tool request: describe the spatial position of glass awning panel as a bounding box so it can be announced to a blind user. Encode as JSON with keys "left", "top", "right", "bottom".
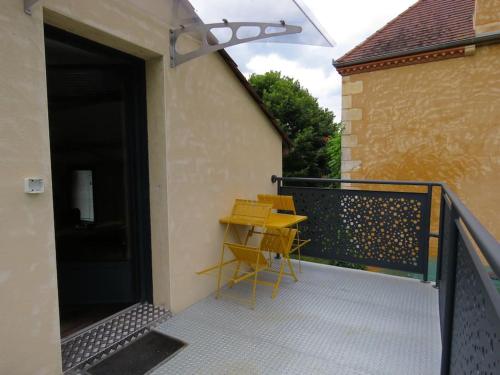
{"left": 160, "top": 0, "right": 336, "bottom": 66}
{"left": 172, "top": 0, "right": 335, "bottom": 47}
{"left": 26, "top": 0, "right": 334, "bottom": 48}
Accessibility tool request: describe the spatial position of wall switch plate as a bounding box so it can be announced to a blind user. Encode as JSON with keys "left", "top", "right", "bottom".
{"left": 24, "top": 178, "right": 44, "bottom": 194}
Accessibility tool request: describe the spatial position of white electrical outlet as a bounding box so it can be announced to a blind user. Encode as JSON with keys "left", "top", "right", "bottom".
{"left": 24, "top": 178, "right": 44, "bottom": 194}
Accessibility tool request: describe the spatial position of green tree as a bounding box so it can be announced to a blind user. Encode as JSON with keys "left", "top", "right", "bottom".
{"left": 251, "top": 72, "right": 361, "bottom": 270}
{"left": 249, "top": 71, "right": 339, "bottom": 177}
{"left": 326, "top": 126, "right": 343, "bottom": 179}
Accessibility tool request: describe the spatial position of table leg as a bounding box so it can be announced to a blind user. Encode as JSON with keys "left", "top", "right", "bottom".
{"left": 271, "top": 228, "right": 299, "bottom": 297}
{"left": 285, "top": 254, "right": 298, "bottom": 282}
{"left": 229, "top": 260, "right": 241, "bottom": 288}
{"left": 296, "top": 223, "right": 302, "bottom": 273}
{"left": 251, "top": 253, "right": 261, "bottom": 309}
{"left": 272, "top": 258, "right": 286, "bottom": 299}
{"left": 279, "top": 228, "right": 298, "bottom": 282}
{"left": 243, "top": 226, "right": 255, "bottom": 245}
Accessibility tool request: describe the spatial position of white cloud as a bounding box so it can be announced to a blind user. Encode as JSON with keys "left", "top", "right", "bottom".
{"left": 226, "top": 0, "right": 417, "bottom": 117}
{"left": 305, "top": 0, "right": 417, "bottom": 58}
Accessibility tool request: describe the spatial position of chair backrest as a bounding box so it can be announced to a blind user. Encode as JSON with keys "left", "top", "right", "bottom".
{"left": 257, "top": 194, "right": 296, "bottom": 214}
{"left": 261, "top": 228, "right": 297, "bottom": 255}
{"left": 230, "top": 199, "right": 273, "bottom": 227}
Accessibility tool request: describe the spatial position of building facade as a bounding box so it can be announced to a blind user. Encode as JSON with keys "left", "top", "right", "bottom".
{"left": 334, "top": 0, "right": 500, "bottom": 240}
{"left": 0, "top": 1, "right": 285, "bottom": 373}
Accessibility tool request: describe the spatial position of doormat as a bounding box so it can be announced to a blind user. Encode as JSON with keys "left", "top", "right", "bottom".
{"left": 61, "top": 303, "right": 172, "bottom": 373}
{"left": 85, "top": 331, "right": 185, "bottom": 375}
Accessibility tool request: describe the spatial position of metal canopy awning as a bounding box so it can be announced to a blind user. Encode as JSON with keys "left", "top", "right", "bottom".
{"left": 170, "top": 0, "right": 335, "bottom": 66}
{"left": 187, "top": 0, "right": 334, "bottom": 46}
{"left": 23, "top": 0, "right": 334, "bottom": 67}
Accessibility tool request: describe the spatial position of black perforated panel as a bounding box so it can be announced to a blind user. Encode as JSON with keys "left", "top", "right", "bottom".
{"left": 279, "top": 186, "right": 430, "bottom": 274}
{"left": 449, "top": 234, "right": 500, "bottom": 374}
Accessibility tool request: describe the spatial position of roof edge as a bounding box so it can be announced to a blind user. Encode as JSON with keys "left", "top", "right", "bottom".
{"left": 335, "top": 0, "right": 422, "bottom": 66}
{"left": 217, "top": 50, "right": 293, "bottom": 148}
{"left": 333, "top": 32, "right": 500, "bottom": 69}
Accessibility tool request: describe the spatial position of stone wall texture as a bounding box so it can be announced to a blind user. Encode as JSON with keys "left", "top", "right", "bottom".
{"left": 341, "top": 43, "right": 500, "bottom": 242}
{"left": 474, "top": 0, "right": 500, "bottom": 34}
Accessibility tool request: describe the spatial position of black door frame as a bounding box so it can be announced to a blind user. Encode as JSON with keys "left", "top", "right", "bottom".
{"left": 44, "top": 25, "right": 153, "bottom": 304}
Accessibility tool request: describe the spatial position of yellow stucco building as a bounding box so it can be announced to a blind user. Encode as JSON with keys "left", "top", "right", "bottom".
{"left": 334, "top": 0, "right": 500, "bottom": 240}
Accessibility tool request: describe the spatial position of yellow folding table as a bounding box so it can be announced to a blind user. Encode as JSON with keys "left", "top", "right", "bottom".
{"left": 197, "top": 200, "right": 308, "bottom": 308}
{"left": 218, "top": 210, "right": 308, "bottom": 300}
{"left": 219, "top": 212, "right": 307, "bottom": 286}
{"left": 219, "top": 212, "right": 307, "bottom": 229}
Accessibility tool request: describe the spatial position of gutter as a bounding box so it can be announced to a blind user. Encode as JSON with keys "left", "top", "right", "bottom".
{"left": 333, "top": 31, "right": 500, "bottom": 68}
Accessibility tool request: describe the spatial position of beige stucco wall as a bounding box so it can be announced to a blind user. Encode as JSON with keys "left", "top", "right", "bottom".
{"left": 341, "top": 43, "right": 500, "bottom": 242}
{"left": 164, "top": 58, "right": 283, "bottom": 312}
{"left": 0, "top": 3, "right": 61, "bottom": 375}
{"left": 0, "top": 1, "right": 282, "bottom": 374}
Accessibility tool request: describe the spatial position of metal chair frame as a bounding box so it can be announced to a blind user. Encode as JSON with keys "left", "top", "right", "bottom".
{"left": 257, "top": 194, "right": 311, "bottom": 272}
{"left": 198, "top": 200, "right": 272, "bottom": 308}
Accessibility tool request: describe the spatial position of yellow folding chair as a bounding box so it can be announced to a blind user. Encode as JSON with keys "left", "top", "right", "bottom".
{"left": 257, "top": 194, "right": 310, "bottom": 272}
{"left": 197, "top": 199, "right": 303, "bottom": 308}
{"left": 260, "top": 227, "right": 298, "bottom": 298}
{"left": 215, "top": 199, "right": 273, "bottom": 308}
{"left": 257, "top": 194, "right": 296, "bottom": 212}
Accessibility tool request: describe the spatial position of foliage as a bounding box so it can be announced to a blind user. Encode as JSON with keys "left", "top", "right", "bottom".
{"left": 326, "top": 126, "right": 343, "bottom": 179}
{"left": 249, "top": 71, "right": 340, "bottom": 177}
{"left": 250, "top": 72, "right": 362, "bottom": 271}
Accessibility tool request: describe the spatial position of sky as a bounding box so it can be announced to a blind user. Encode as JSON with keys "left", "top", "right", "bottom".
{"left": 221, "top": 0, "right": 417, "bottom": 119}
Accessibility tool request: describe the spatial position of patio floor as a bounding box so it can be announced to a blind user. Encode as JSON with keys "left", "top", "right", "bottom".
{"left": 153, "top": 261, "right": 441, "bottom": 375}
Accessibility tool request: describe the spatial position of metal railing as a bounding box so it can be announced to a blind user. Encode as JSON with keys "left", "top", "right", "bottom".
{"left": 271, "top": 175, "right": 500, "bottom": 375}
{"left": 272, "top": 175, "right": 438, "bottom": 281}
{"left": 437, "top": 184, "right": 500, "bottom": 374}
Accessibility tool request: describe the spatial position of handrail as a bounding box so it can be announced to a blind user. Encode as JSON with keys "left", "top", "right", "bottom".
{"left": 441, "top": 183, "right": 500, "bottom": 276}
{"left": 272, "top": 175, "right": 500, "bottom": 276}
{"left": 272, "top": 175, "right": 500, "bottom": 375}
{"left": 271, "top": 175, "right": 441, "bottom": 187}
{"left": 273, "top": 175, "right": 435, "bottom": 279}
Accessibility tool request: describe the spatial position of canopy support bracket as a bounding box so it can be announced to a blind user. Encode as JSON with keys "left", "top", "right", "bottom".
{"left": 24, "top": 0, "right": 41, "bottom": 15}
{"left": 170, "top": 21, "right": 301, "bottom": 67}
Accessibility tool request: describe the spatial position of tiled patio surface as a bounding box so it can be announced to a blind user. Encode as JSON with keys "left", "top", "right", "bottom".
{"left": 153, "top": 261, "right": 441, "bottom": 375}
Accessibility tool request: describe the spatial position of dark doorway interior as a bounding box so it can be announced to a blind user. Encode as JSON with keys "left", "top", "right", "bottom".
{"left": 44, "top": 26, "right": 152, "bottom": 337}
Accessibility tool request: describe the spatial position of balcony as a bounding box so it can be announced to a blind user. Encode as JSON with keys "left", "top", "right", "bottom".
{"left": 154, "top": 260, "right": 441, "bottom": 374}
{"left": 150, "top": 176, "right": 499, "bottom": 375}
{"left": 69, "top": 176, "right": 499, "bottom": 375}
